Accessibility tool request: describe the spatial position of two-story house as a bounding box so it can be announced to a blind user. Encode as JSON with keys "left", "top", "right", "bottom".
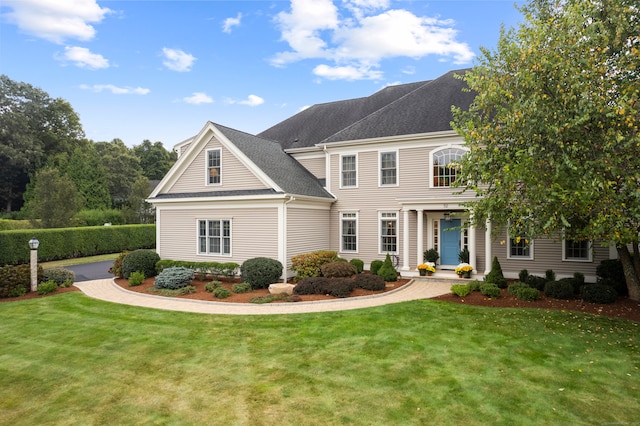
{"left": 148, "top": 69, "right": 612, "bottom": 281}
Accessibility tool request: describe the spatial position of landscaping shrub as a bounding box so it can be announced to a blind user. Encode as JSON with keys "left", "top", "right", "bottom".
{"left": 479, "top": 283, "right": 501, "bottom": 298}
{"left": 354, "top": 273, "right": 385, "bottom": 291}
{"left": 128, "top": 271, "right": 145, "bottom": 287}
{"left": 241, "top": 257, "right": 283, "bottom": 289}
{"left": 451, "top": 284, "right": 470, "bottom": 297}
{"left": 0, "top": 264, "right": 42, "bottom": 298}
{"left": 467, "top": 280, "right": 482, "bottom": 292}
{"left": 290, "top": 250, "right": 338, "bottom": 281}
{"left": 109, "top": 251, "right": 130, "bottom": 278}
{"left": 518, "top": 269, "right": 529, "bottom": 283}
{"left": 213, "top": 287, "right": 232, "bottom": 299}
{"left": 327, "top": 278, "right": 357, "bottom": 298}
{"left": 42, "top": 267, "right": 75, "bottom": 288}
{"left": 596, "top": 259, "right": 627, "bottom": 296}
{"left": 370, "top": 260, "right": 384, "bottom": 275}
{"left": 545, "top": 269, "right": 556, "bottom": 282}
{"left": 349, "top": 258, "right": 364, "bottom": 274}
{"left": 154, "top": 267, "right": 194, "bottom": 290}
{"left": 558, "top": 276, "right": 583, "bottom": 294}
{"left": 581, "top": 284, "right": 618, "bottom": 304}
{"left": 321, "top": 261, "right": 357, "bottom": 278}
{"left": 526, "top": 275, "right": 547, "bottom": 291}
{"left": 37, "top": 280, "right": 58, "bottom": 295}
{"left": 205, "top": 281, "right": 222, "bottom": 292}
{"left": 544, "top": 280, "right": 574, "bottom": 299}
{"left": 515, "top": 286, "right": 540, "bottom": 301}
{"left": 232, "top": 282, "right": 252, "bottom": 294}
{"left": 377, "top": 254, "right": 398, "bottom": 282}
{"left": 485, "top": 256, "right": 507, "bottom": 288}
{"left": 122, "top": 249, "right": 160, "bottom": 279}
{"left": 508, "top": 282, "right": 530, "bottom": 296}
{"left": 155, "top": 260, "right": 238, "bottom": 279}
{"left": 294, "top": 277, "right": 356, "bottom": 298}
{"left": 423, "top": 248, "right": 439, "bottom": 263}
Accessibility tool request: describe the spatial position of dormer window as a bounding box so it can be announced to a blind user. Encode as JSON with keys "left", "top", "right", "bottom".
{"left": 207, "top": 149, "right": 221, "bottom": 185}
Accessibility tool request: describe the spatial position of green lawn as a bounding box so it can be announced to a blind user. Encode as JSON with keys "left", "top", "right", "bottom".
{"left": 0, "top": 294, "right": 638, "bottom": 425}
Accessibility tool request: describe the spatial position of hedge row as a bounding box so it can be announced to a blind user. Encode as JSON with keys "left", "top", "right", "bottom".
{"left": 0, "top": 225, "right": 156, "bottom": 265}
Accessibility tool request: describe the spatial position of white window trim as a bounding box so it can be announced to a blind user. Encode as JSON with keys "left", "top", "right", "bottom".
{"left": 339, "top": 153, "right": 358, "bottom": 189}
{"left": 378, "top": 150, "right": 399, "bottom": 187}
{"left": 378, "top": 211, "right": 399, "bottom": 255}
{"left": 507, "top": 235, "right": 534, "bottom": 260}
{"left": 429, "top": 146, "right": 468, "bottom": 189}
{"left": 340, "top": 211, "right": 358, "bottom": 253}
{"left": 206, "top": 148, "right": 222, "bottom": 186}
{"left": 562, "top": 239, "right": 593, "bottom": 262}
{"left": 197, "top": 219, "right": 232, "bottom": 257}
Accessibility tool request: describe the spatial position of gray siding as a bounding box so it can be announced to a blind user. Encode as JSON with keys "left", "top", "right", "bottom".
{"left": 167, "top": 136, "right": 268, "bottom": 194}
{"left": 286, "top": 205, "right": 331, "bottom": 273}
{"left": 295, "top": 156, "right": 326, "bottom": 179}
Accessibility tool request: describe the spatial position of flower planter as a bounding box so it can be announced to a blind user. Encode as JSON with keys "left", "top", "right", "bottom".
{"left": 427, "top": 271, "right": 433, "bottom": 276}
{"left": 463, "top": 271, "right": 472, "bottom": 278}
{"left": 419, "top": 269, "right": 427, "bottom": 276}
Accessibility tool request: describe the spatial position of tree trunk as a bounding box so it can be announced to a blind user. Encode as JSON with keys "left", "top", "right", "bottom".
{"left": 617, "top": 245, "right": 640, "bottom": 301}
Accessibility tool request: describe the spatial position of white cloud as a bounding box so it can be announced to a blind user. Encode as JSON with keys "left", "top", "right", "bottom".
{"left": 3, "top": 0, "right": 111, "bottom": 44}
{"left": 184, "top": 92, "right": 213, "bottom": 105}
{"left": 226, "top": 94, "right": 265, "bottom": 107}
{"left": 162, "top": 48, "right": 196, "bottom": 72}
{"left": 61, "top": 46, "right": 109, "bottom": 69}
{"left": 222, "top": 13, "right": 242, "bottom": 33}
{"left": 271, "top": 0, "right": 474, "bottom": 80}
{"left": 80, "top": 84, "right": 150, "bottom": 95}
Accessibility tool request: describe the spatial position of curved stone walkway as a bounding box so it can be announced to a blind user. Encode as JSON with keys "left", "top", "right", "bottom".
{"left": 73, "top": 278, "right": 453, "bottom": 315}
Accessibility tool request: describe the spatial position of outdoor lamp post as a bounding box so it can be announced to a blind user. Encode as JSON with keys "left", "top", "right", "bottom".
{"left": 28, "top": 237, "right": 39, "bottom": 292}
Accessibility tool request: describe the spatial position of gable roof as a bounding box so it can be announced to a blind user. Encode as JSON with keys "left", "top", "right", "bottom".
{"left": 258, "top": 68, "right": 473, "bottom": 148}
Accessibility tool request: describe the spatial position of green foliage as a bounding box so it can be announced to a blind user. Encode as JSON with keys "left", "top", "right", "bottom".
{"left": 75, "top": 209, "right": 125, "bottom": 227}
{"left": 205, "top": 281, "right": 222, "bottom": 292}
{"left": 42, "top": 267, "right": 75, "bottom": 288}
{"left": 213, "top": 287, "right": 232, "bottom": 299}
{"left": 423, "top": 249, "right": 439, "bottom": 263}
{"left": 122, "top": 249, "right": 160, "bottom": 279}
{"left": 109, "top": 251, "right": 130, "bottom": 279}
{"left": 290, "top": 250, "right": 338, "bottom": 281}
{"left": 94, "top": 139, "right": 144, "bottom": 209}
{"left": 133, "top": 140, "right": 175, "bottom": 181}
{"left": 61, "top": 141, "right": 111, "bottom": 210}
{"left": 232, "top": 282, "right": 252, "bottom": 294}
{"left": 148, "top": 285, "right": 196, "bottom": 297}
{"left": 121, "top": 176, "right": 155, "bottom": 225}
{"left": 458, "top": 248, "right": 470, "bottom": 263}
{"left": 23, "top": 168, "right": 83, "bottom": 228}
{"left": 349, "top": 258, "right": 364, "bottom": 274}
{"left": 354, "top": 273, "right": 386, "bottom": 291}
{"left": 0, "top": 264, "right": 42, "bottom": 298}
{"left": 518, "top": 269, "right": 529, "bottom": 283}
{"left": 485, "top": 256, "right": 507, "bottom": 288}
{"left": 321, "top": 261, "right": 357, "bottom": 278}
{"left": 0, "top": 219, "right": 34, "bottom": 231}
{"left": 467, "top": 280, "right": 482, "bottom": 292}
{"left": 545, "top": 269, "right": 556, "bottom": 282}
{"left": 249, "top": 293, "right": 298, "bottom": 304}
{"left": 153, "top": 267, "right": 194, "bottom": 290}
{"left": 240, "top": 257, "right": 283, "bottom": 289}
{"left": 128, "top": 271, "right": 145, "bottom": 287}
{"left": 377, "top": 253, "right": 398, "bottom": 282}
{"left": 479, "top": 283, "right": 501, "bottom": 298}
{"left": 544, "top": 280, "right": 575, "bottom": 300}
{"left": 525, "top": 275, "right": 548, "bottom": 291}
{"left": 37, "top": 280, "right": 58, "bottom": 295}
{"left": 508, "top": 282, "right": 529, "bottom": 296}
{"left": 581, "top": 284, "right": 618, "bottom": 304}
{"left": 370, "top": 260, "right": 384, "bottom": 275}
{"left": 516, "top": 286, "right": 540, "bottom": 301}
{"left": 155, "top": 260, "right": 238, "bottom": 279}
{"left": 451, "top": 284, "right": 471, "bottom": 297}
{"left": 294, "top": 277, "right": 356, "bottom": 298}
{"left": 596, "top": 259, "right": 628, "bottom": 296}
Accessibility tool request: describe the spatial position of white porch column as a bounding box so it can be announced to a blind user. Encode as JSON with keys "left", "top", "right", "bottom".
{"left": 468, "top": 216, "right": 477, "bottom": 274}
{"left": 484, "top": 218, "right": 492, "bottom": 275}
{"left": 416, "top": 209, "right": 424, "bottom": 268}
{"left": 402, "top": 209, "right": 410, "bottom": 271}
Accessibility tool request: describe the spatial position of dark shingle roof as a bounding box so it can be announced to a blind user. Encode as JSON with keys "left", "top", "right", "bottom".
{"left": 258, "top": 69, "right": 473, "bottom": 148}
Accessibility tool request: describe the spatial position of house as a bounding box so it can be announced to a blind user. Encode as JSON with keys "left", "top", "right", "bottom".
{"left": 148, "top": 69, "right": 612, "bottom": 281}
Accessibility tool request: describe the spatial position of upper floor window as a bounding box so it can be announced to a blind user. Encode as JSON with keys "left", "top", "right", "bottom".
{"left": 508, "top": 236, "right": 533, "bottom": 259}
{"left": 198, "top": 219, "right": 231, "bottom": 256}
{"left": 380, "top": 151, "right": 397, "bottom": 186}
{"left": 380, "top": 211, "right": 398, "bottom": 254}
{"left": 207, "top": 149, "right": 221, "bottom": 185}
{"left": 432, "top": 147, "right": 465, "bottom": 187}
{"left": 341, "top": 154, "right": 357, "bottom": 188}
{"left": 341, "top": 212, "right": 358, "bottom": 252}
{"left": 563, "top": 239, "right": 592, "bottom": 262}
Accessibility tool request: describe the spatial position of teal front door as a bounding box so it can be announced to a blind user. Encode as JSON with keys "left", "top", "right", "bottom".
{"left": 440, "top": 219, "right": 461, "bottom": 265}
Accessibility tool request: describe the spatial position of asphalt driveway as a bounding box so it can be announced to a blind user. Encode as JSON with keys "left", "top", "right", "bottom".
{"left": 66, "top": 260, "right": 114, "bottom": 282}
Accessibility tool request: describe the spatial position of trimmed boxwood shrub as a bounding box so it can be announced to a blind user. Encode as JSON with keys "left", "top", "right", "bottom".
{"left": 508, "top": 282, "right": 530, "bottom": 296}
{"left": 518, "top": 269, "right": 529, "bottom": 283}
{"left": 128, "top": 271, "right": 145, "bottom": 287}
{"left": 321, "top": 261, "right": 357, "bottom": 278}
{"left": 0, "top": 264, "right": 43, "bottom": 298}
{"left": 544, "top": 280, "right": 574, "bottom": 299}
{"left": 596, "top": 259, "right": 627, "bottom": 296}
{"left": 467, "top": 280, "right": 482, "bottom": 292}
{"left": 525, "top": 275, "right": 547, "bottom": 291}
{"left": 349, "top": 258, "right": 364, "bottom": 274}
{"left": 37, "top": 280, "right": 58, "bottom": 295}
{"left": 240, "top": 257, "right": 283, "bottom": 289}
{"left": 581, "top": 284, "right": 617, "bottom": 304}
{"left": 480, "top": 283, "right": 501, "bottom": 298}
{"left": 354, "top": 273, "right": 385, "bottom": 291}
{"left": 515, "top": 286, "right": 540, "bottom": 301}
{"left": 451, "top": 284, "right": 470, "bottom": 297}
{"left": 213, "top": 287, "right": 232, "bottom": 299}
{"left": 42, "top": 267, "right": 75, "bottom": 287}
{"left": 232, "top": 282, "right": 252, "bottom": 294}
{"left": 377, "top": 254, "right": 398, "bottom": 282}
{"left": 122, "top": 249, "right": 160, "bottom": 279}
{"left": 327, "top": 278, "right": 357, "bottom": 298}
{"left": 154, "top": 267, "right": 194, "bottom": 290}
{"left": 370, "top": 260, "right": 384, "bottom": 275}
{"left": 485, "top": 256, "right": 507, "bottom": 288}
{"left": 294, "top": 277, "right": 356, "bottom": 298}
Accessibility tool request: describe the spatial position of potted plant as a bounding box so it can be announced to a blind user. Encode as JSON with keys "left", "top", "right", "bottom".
{"left": 423, "top": 249, "right": 439, "bottom": 263}
{"left": 458, "top": 248, "right": 470, "bottom": 264}
{"left": 455, "top": 263, "right": 473, "bottom": 278}
{"left": 417, "top": 263, "right": 436, "bottom": 276}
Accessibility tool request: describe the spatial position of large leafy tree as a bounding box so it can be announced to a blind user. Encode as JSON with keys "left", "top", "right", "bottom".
{"left": 0, "top": 75, "right": 84, "bottom": 212}
{"left": 133, "top": 139, "right": 176, "bottom": 180}
{"left": 23, "top": 168, "right": 83, "bottom": 228}
{"left": 94, "top": 138, "right": 144, "bottom": 207}
{"left": 452, "top": 0, "right": 640, "bottom": 299}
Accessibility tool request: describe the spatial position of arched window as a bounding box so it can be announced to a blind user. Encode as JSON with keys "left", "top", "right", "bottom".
{"left": 432, "top": 147, "right": 465, "bottom": 187}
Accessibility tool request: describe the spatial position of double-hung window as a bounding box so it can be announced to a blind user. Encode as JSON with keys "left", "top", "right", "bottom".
{"left": 341, "top": 212, "right": 358, "bottom": 252}
{"left": 380, "top": 212, "right": 398, "bottom": 253}
{"left": 380, "top": 151, "right": 397, "bottom": 186}
{"left": 198, "top": 219, "right": 231, "bottom": 256}
{"left": 508, "top": 236, "right": 533, "bottom": 259}
{"left": 207, "top": 149, "right": 221, "bottom": 185}
{"left": 341, "top": 154, "right": 357, "bottom": 188}
{"left": 563, "top": 239, "right": 592, "bottom": 262}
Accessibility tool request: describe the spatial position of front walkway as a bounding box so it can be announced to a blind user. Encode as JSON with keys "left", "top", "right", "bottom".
{"left": 73, "top": 277, "right": 456, "bottom": 315}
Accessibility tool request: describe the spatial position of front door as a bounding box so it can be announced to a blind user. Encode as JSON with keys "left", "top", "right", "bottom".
{"left": 440, "top": 219, "right": 461, "bottom": 266}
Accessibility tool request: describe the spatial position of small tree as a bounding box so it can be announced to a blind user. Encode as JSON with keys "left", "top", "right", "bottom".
{"left": 24, "top": 168, "right": 82, "bottom": 228}
{"left": 377, "top": 253, "right": 398, "bottom": 282}
{"left": 485, "top": 256, "right": 507, "bottom": 288}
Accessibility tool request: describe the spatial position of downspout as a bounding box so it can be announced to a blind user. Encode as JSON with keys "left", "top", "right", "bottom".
{"left": 282, "top": 195, "right": 296, "bottom": 282}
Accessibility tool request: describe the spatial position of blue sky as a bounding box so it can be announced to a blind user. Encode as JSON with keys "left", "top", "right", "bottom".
{"left": 1, "top": 0, "right": 523, "bottom": 148}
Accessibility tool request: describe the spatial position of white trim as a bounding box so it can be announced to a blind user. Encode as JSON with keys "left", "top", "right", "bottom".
{"left": 378, "top": 211, "right": 399, "bottom": 255}
{"left": 429, "top": 146, "right": 468, "bottom": 189}
{"left": 339, "top": 153, "right": 358, "bottom": 189}
{"left": 507, "top": 235, "right": 534, "bottom": 260}
{"left": 196, "top": 218, "right": 232, "bottom": 257}
{"left": 205, "top": 148, "right": 222, "bottom": 186}
{"left": 378, "top": 149, "right": 399, "bottom": 187}
{"left": 339, "top": 211, "right": 359, "bottom": 253}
